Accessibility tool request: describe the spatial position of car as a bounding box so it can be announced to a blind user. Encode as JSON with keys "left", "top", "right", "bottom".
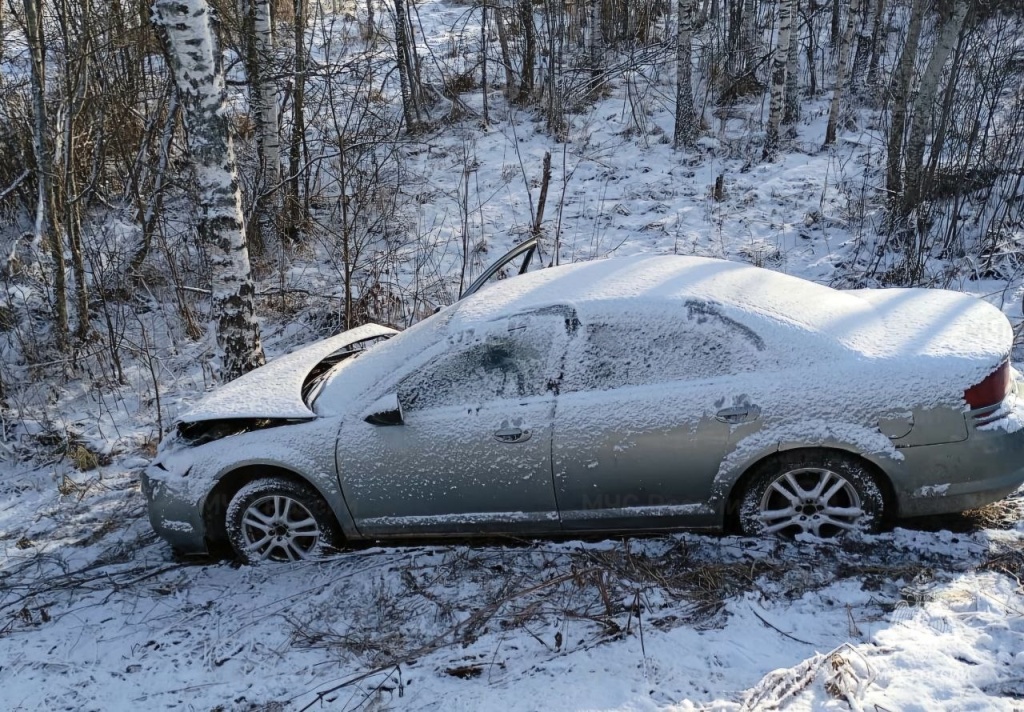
{"left": 142, "top": 250, "right": 1024, "bottom": 562}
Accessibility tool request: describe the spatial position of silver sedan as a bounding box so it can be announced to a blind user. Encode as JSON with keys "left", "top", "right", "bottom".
{"left": 142, "top": 251, "right": 1024, "bottom": 562}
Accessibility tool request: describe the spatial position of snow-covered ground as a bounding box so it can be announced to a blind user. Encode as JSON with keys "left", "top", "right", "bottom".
{"left": 3, "top": 1, "right": 1024, "bottom": 709}
{"left": 4, "top": 456, "right": 1024, "bottom": 710}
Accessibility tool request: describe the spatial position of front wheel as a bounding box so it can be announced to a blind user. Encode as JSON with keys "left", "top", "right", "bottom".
{"left": 225, "top": 477, "right": 342, "bottom": 563}
{"left": 737, "top": 451, "right": 889, "bottom": 538}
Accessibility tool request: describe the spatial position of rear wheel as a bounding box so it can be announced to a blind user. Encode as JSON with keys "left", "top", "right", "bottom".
{"left": 738, "top": 450, "right": 888, "bottom": 538}
{"left": 226, "top": 477, "right": 342, "bottom": 563}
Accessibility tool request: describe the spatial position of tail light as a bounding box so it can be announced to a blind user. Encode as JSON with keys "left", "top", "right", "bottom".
{"left": 964, "top": 360, "right": 1011, "bottom": 410}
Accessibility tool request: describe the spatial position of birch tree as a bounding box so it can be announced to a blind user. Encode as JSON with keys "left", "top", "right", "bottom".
{"left": 900, "top": 0, "right": 970, "bottom": 217}
{"left": 824, "top": 0, "right": 861, "bottom": 146}
{"left": 153, "top": 0, "right": 265, "bottom": 379}
{"left": 886, "top": 0, "right": 926, "bottom": 202}
{"left": 673, "top": 0, "right": 698, "bottom": 149}
{"left": 23, "top": 0, "right": 69, "bottom": 349}
{"left": 763, "top": 0, "right": 794, "bottom": 161}
{"left": 783, "top": 1, "right": 801, "bottom": 126}
{"left": 243, "top": 0, "right": 280, "bottom": 251}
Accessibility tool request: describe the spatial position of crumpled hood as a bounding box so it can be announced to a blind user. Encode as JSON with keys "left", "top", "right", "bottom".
{"left": 178, "top": 324, "right": 397, "bottom": 423}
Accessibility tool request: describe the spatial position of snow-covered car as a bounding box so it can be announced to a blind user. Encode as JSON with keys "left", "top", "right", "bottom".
{"left": 141, "top": 254, "right": 1024, "bottom": 562}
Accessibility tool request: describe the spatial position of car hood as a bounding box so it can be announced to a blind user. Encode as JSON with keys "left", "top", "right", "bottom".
{"left": 178, "top": 324, "right": 398, "bottom": 424}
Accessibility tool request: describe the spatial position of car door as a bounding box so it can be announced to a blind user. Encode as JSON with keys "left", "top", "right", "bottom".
{"left": 336, "top": 310, "right": 572, "bottom": 537}
{"left": 551, "top": 301, "right": 767, "bottom": 531}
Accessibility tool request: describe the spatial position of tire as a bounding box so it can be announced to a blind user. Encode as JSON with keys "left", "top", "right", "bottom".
{"left": 737, "top": 450, "right": 888, "bottom": 538}
{"left": 225, "top": 476, "right": 342, "bottom": 563}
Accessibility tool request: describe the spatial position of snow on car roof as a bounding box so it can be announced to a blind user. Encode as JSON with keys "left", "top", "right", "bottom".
{"left": 453, "top": 254, "right": 1011, "bottom": 365}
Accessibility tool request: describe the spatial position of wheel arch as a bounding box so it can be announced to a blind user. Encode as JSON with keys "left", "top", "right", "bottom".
{"left": 723, "top": 444, "right": 900, "bottom": 533}
{"left": 201, "top": 463, "right": 349, "bottom": 551}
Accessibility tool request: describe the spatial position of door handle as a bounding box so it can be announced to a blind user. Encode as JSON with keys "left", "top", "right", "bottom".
{"left": 715, "top": 406, "right": 757, "bottom": 424}
{"left": 493, "top": 427, "right": 532, "bottom": 443}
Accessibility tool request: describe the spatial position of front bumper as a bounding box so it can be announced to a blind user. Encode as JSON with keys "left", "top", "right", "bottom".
{"left": 141, "top": 461, "right": 210, "bottom": 555}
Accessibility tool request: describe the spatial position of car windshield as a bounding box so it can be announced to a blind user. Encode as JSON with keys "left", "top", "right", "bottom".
{"left": 314, "top": 308, "right": 457, "bottom": 415}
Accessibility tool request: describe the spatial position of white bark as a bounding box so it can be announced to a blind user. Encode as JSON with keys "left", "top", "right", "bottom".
{"left": 253, "top": 0, "right": 281, "bottom": 189}
{"left": 824, "top": 0, "right": 861, "bottom": 146}
{"left": 153, "top": 0, "right": 265, "bottom": 379}
{"left": 783, "top": 0, "right": 801, "bottom": 126}
{"left": 901, "top": 0, "right": 970, "bottom": 216}
{"left": 886, "top": 0, "right": 926, "bottom": 201}
{"left": 763, "top": 0, "right": 794, "bottom": 161}
{"left": 673, "top": 0, "right": 698, "bottom": 149}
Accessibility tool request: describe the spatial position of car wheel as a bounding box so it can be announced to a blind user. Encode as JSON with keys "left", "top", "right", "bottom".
{"left": 225, "top": 477, "right": 341, "bottom": 563}
{"left": 738, "top": 450, "right": 888, "bottom": 538}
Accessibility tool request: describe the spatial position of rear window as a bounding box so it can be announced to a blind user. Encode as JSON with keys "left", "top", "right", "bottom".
{"left": 562, "top": 300, "right": 770, "bottom": 392}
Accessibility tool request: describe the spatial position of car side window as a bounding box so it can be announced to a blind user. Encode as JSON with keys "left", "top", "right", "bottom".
{"left": 562, "top": 301, "right": 768, "bottom": 392}
{"left": 397, "top": 318, "right": 562, "bottom": 411}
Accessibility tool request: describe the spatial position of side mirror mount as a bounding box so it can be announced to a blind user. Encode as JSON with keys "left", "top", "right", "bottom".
{"left": 363, "top": 393, "right": 404, "bottom": 426}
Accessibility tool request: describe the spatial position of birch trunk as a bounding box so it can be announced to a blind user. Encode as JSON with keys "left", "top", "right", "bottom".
{"left": 23, "top": 0, "right": 69, "bottom": 350}
{"left": 885, "top": 0, "right": 926, "bottom": 202}
{"left": 252, "top": 0, "right": 280, "bottom": 189}
{"left": 519, "top": 0, "right": 535, "bottom": 100}
{"left": 286, "top": 0, "right": 307, "bottom": 240}
{"left": 673, "top": 0, "right": 698, "bottom": 149}
{"left": 394, "top": 0, "right": 420, "bottom": 129}
{"left": 763, "top": 0, "right": 794, "bottom": 161}
{"left": 824, "top": 0, "right": 861, "bottom": 146}
{"left": 153, "top": 0, "right": 265, "bottom": 379}
{"left": 783, "top": 0, "right": 800, "bottom": 126}
{"left": 900, "top": 0, "right": 969, "bottom": 217}
{"left": 589, "top": 0, "right": 603, "bottom": 89}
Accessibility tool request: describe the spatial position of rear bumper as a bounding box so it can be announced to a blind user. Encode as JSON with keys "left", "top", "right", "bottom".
{"left": 894, "top": 390, "right": 1024, "bottom": 517}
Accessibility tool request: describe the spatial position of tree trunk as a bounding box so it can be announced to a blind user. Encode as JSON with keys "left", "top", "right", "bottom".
{"left": 23, "top": 0, "right": 69, "bottom": 350}
{"left": 244, "top": 0, "right": 280, "bottom": 253}
{"left": 673, "top": 0, "right": 698, "bottom": 149}
{"left": 900, "top": 0, "right": 969, "bottom": 218}
{"left": 58, "top": 0, "right": 91, "bottom": 341}
{"left": 494, "top": 0, "right": 516, "bottom": 98}
{"left": 824, "top": 0, "right": 861, "bottom": 146}
{"left": 253, "top": 0, "right": 280, "bottom": 189}
{"left": 783, "top": 0, "right": 801, "bottom": 126}
{"left": 153, "top": 0, "right": 265, "bottom": 380}
{"left": 885, "top": 0, "right": 926, "bottom": 202}
{"left": 519, "top": 0, "right": 535, "bottom": 100}
{"left": 286, "top": 0, "right": 307, "bottom": 240}
{"left": 589, "top": 0, "right": 604, "bottom": 90}
{"left": 481, "top": 1, "right": 488, "bottom": 125}
{"left": 394, "top": 0, "right": 421, "bottom": 129}
{"left": 866, "top": 0, "right": 886, "bottom": 94}
{"left": 763, "top": 0, "right": 794, "bottom": 161}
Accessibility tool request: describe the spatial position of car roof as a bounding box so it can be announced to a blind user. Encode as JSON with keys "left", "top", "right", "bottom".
{"left": 450, "top": 254, "right": 851, "bottom": 334}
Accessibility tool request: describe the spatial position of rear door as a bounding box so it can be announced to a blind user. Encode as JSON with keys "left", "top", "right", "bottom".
{"left": 337, "top": 310, "right": 573, "bottom": 536}
{"left": 552, "top": 300, "right": 769, "bottom": 531}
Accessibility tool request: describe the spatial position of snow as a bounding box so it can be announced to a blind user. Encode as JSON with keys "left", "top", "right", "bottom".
{"left": 179, "top": 323, "right": 396, "bottom": 423}
{"left": 4, "top": 0, "right": 1024, "bottom": 709}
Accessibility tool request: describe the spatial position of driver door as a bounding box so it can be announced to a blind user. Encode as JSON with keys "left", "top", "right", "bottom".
{"left": 337, "top": 310, "right": 572, "bottom": 536}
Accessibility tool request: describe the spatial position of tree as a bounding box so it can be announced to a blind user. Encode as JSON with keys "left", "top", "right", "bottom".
{"left": 763, "top": 0, "right": 795, "bottom": 161}
{"left": 22, "top": 0, "right": 69, "bottom": 350}
{"left": 153, "top": 0, "right": 265, "bottom": 380}
{"left": 783, "top": 0, "right": 801, "bottom": 126}
{"left": 285, "top": 0, "right": 309, "bottom": 241}
{"left": 885, "top": 0, "right": 926, "bottom": 202}
{"left": 243, "top": 0, "right": 281, "bottom": 251}
{"left": 673, "top": 0, "right": 699, "bottom": 149}
{"left": 394, "top": 0, "right": 423, "bottom": 130}
{"left": 824, "top": 0, "right": 862, "bottom": 146}
{"left": 900, "top": 0, "right": 970, "bottom": 218}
